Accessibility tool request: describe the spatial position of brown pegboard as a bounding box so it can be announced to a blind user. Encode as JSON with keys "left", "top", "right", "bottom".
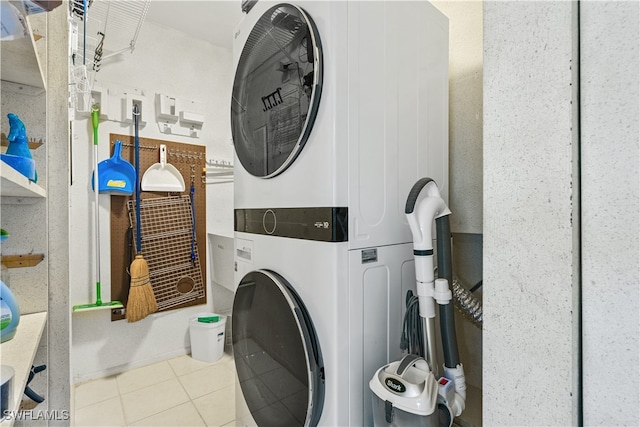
{"left": 109, "top": 133, "right": 207, "bottom": 321}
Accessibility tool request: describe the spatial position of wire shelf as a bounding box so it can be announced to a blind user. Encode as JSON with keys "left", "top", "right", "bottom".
{"left": 69, "top": 0, "right": 150, "bottom": 112}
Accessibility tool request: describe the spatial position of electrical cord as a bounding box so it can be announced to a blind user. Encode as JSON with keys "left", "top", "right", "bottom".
{"left": 469, "top": 279, "right": 483, "bottom": 293}
{"left": 400, "top": 290, "right": 424, "bottom": 357}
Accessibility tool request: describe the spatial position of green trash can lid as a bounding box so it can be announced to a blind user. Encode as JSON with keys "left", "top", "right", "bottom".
{"left": 197, "top": 316, "right": 220, "bottom": 323}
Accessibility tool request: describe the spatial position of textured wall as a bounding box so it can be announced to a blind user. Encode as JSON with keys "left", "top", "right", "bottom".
{"left": 580, "top": 2, "right": 640, "bottom": 424}
{"left": 0, "top": 83, "right": 48, "bottom": 314}
{"left": 46, "top": 4, "right": 71, "bottom": 422}
{"left": 483, "top": 2, "right": 578, "bottom": 424}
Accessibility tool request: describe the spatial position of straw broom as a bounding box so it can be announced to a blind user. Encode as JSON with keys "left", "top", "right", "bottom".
{"left": 126, "top": 255, "right": 157, "bottom": 322}
{"left": 126, "top": 103, "right": 157, "bottom": 322}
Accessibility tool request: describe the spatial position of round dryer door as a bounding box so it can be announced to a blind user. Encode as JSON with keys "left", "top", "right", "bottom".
{"left": 231, "top": 3, "right": 323, "bottom": 178}
{"left": 232, "top": 269, "right": 324, "bottom": 426}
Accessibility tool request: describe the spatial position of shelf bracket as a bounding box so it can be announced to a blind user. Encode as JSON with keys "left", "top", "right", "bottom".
{"left": 1, "top": 253, "right": 45, "bottom": 268}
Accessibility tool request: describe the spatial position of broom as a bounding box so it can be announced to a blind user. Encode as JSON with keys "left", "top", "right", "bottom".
{"left": 126, "top": 103, "right": 157, "bottom": 322}
{"left": 73, "top": 105, "right": 124, "bottom": 313}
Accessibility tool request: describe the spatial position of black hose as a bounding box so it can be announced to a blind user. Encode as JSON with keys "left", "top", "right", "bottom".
{"left": 436, "top": 216, "right": 460, "bottom": 368}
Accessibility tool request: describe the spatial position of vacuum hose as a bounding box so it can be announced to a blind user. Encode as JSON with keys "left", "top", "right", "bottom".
{"left": 436, "top": 216, "right": 460, "bottom": 368}
{"left": 405, "top": 177, "right": 468, "bottom": 417}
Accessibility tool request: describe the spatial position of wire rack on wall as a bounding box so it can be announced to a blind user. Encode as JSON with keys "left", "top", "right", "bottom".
{"left": 127, "top": 196, "right": 205, "bottom": 312}
{"left": 69, "top": 0, "right": 150, "bottom": 112}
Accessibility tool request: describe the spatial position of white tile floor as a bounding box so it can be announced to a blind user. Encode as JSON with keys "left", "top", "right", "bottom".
{"left": 72, "top": 352, "right": 482, "bottom": 427}
{"left": 72, "top": 351, "right": 236, "bottom": 427}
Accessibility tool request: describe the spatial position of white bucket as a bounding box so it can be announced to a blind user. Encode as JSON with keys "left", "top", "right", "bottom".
{"left": 189, "top": 312, "right": 227, "bottom": 363}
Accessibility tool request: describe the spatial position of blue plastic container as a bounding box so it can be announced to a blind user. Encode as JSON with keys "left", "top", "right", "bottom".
{"left": 3, "top": 113, "right": 37, "bottom": 182}
{"left": 0, "top": 280, "right": 20, "bottom": 343}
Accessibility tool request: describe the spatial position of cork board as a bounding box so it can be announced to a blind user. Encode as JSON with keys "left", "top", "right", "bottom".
{"left": 109, "top": 133, "right": 207, "bottom": 321}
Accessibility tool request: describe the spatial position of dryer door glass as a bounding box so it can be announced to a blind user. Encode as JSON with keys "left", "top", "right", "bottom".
{"left": 231, "top": 4, "right": 323, "bottom": 178}
{"left": 232, "top": 269, "right": 324, "bottom": 426}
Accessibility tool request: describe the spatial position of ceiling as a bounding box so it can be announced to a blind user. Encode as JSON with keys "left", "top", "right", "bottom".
{"left": 144, "top": 0, "right": 245, "bottom": 49}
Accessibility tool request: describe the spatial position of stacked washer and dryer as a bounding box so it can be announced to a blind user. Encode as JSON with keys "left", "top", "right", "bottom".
{"left": 230, "top": 2, "right": 449, "bottom": 426}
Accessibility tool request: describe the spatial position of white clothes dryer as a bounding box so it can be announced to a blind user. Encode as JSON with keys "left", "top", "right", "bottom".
{"left": 233, "top": 232, "right": 418, "bottom": 426}
{"left": 231, "top": 1, "right": 449, "bottom": 250}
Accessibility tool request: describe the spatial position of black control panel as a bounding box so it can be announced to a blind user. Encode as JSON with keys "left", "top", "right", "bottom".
{"left": 234, "top": 207, "right": 348, "bottom": 242}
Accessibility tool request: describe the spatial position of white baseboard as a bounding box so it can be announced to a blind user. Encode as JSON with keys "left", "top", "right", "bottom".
{"left": 72, "top": 347, "right": 190, "bottom": 385}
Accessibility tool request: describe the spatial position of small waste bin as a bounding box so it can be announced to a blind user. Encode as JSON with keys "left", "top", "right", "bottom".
{"left": 189, "top": 312, "right": 226, "bottom": 363}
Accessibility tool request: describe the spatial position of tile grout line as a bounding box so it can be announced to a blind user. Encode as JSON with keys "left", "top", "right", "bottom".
{"left": 172, "top": 359, "right": 209, "bottom": 426}
{"left": 117, "top": 363, "right": 184, "bottom": 426}
{"left": 74, "top": 355, "right": 236, "bottom": 427}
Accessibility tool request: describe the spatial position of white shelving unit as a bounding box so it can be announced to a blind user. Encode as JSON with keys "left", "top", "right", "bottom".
{"left": 0, "top": 15, "right": 45, "bottom": 90}
{"left": 0, "top": 160, "right": 46, "bottom": 199}
{"left": 0, "top": 312, "right": 48, "bottom": 427}
{"left": 1, "top": 8, "right": 50, "bottom": 424}
{"left": 1, "top": 11, "right": 46, "bottom": 201}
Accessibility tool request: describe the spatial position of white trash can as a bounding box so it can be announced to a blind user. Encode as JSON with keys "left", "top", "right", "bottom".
{"left": 189, "top": 312, "right": 227, "bottom": 363}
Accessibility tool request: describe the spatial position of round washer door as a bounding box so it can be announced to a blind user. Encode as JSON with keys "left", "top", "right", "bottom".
{"left": 231, "top": 3, "right": 323, "bottom": 178}
{"left": 232, "top": 269, "right": 324, "bottom": 426}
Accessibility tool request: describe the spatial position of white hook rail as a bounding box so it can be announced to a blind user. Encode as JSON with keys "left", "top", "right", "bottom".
{"left": 204, "top": 159, "right": 234, "bottom": 184}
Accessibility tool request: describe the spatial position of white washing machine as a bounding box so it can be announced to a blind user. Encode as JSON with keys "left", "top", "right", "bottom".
{"left": 232, "top": 0, "right": 449, "bottom": 250}
{"left": 230, "top": 1, "right": 449, "bottom": 426}
{"left": 233, "top": 233, "right": 418, "bottom": 426}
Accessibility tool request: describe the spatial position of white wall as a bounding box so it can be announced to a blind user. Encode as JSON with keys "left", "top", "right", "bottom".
{"left": 580, "top": 2, "right": 639, "bottom": 424}
{"left": 70, "top": 19, "right": 234, "bottom": 383}
{"left": 432, "top": 1, "right": 483, "bottom": 235}
{"left": 484, "top": 2, "right": 578, "bottom": 424}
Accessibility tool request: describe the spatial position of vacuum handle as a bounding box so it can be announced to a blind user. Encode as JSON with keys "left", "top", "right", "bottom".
{"left": 395, "top": 354, "right": 424, "bottom": 377}
{"left": 405, "top": 177, "right": 435, "bottom": 214}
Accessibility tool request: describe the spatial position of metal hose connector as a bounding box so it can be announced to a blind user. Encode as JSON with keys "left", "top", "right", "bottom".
{"left": 452, "top": 277, "right": 483, "bottom": 328}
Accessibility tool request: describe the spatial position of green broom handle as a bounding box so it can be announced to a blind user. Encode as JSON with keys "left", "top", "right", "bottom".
{"left": 91, "top": 105, "right": 102, "bottom": 305}
{"left": 92, "top": 106, "right": 99, "bottom": 145}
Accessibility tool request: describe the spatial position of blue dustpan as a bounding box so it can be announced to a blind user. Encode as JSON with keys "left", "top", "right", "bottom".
{"left": 92, "top": 140, "right": 135, "bottom": 195}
